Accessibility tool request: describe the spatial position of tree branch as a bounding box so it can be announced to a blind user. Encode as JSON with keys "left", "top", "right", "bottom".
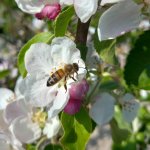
{"left": 75, "top": 19, "right": 91, "bottom": 45}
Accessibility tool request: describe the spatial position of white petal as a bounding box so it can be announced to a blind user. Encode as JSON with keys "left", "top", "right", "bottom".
{"left": 89, "top": 93, "right": 115, "bottom": 125}
{"left": 74, "top": 0, "right": 98, "bottom": 23}
{"left": 25, "top": 43, "right": 54, "bottom": 76}
{"left": 98, "top": 0, "right": 141, "bottom": 41}
{"left": 60, "top": 0, "right": 73, "bottom": 5}
{"left": 4, "top": 100, "right": 31, "bottom": 124}
{"left": 24, "top": 75, "right": 58, "bottom": 107}
{"left": 15, "top": 0, "right": 59, "bottom": 14}
{"left": 0, "top": 110, "right": 8, "bottom": 130}
{"left": 0, "top": 141, "right": 11, "bottom": 150}
{"left": 48, "top": 87, "right": 70, "bottom": 118}
{"left": 51, "top": 37, "right": 81, "bottom": 65}
{"left": 120, "top": 93, "right": 140, "bottom": 122}
{"left": 0, "top": 88, "right": 15, "bottom": 110}
{"left": 100, "top": 0, "right": 123, "bottom": 6}
{"left": 14, "top": 76, "right": 25, "bottom": 99}
{"left": 43, "top": 116, "right": 60, "bottom": 138}
{"left": 11, "top": 116, "right": 41, "bottom": 143}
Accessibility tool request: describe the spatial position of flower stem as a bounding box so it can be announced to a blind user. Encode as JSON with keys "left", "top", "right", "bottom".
{"left": 75, "top": 19, "right": 91, "bottom": 60}
{"left": 75, "top": 19, "right": 91, "bottom": 45}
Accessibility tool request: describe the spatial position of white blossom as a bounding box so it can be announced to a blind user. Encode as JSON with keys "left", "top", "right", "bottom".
{"left": 98, "top": 0, "right": 141, "bottom": 41}
{"left": 119, "top": 93, "right": 140, "bottom": 123}
{"left": 60, "top": 0, "right": 98, "bottom": 23}
{"left": 89, "top": 93, "right": 115, "bottom": 125}
{"left": 90, "top": 92, "right": 139, "bottom": 125}
{"left": 24, "top": 37, "right": 86, "bottom": 118}
{"left": 15, "top": 0, "right": 59, "bottom": 14}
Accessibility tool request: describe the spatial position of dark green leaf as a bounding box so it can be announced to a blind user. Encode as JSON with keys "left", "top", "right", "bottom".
{"left": 54, "top": 6, "right": 74, "bottom": 37}
{"left": 110, "top": 119, "right": 130, "bottom": 144}
{"left": 94, "top": 31, "right": 117, "bottom": 65}
{"left": 61, "top": 108, "right": 92, "bottom": 150}
{"left": 44, "top": 144, "right": 63, "bottom": 150}
{"left": 124, "top": 30, "right": 150, "bottom": 86}
{"left": 138, "top": 70, "right": 150, "bottom": 90}
{"left": 0, "top": 69, "right": 10, "bottom": 79}
{"left": 18, "top": 32, "right": 54, "bottom": 77}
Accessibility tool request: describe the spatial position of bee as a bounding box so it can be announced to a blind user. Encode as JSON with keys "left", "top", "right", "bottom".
{"left": 47, "top": 63, "right": 79, "bottom": 90}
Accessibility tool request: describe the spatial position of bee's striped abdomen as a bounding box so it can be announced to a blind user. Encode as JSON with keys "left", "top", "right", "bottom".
{"left": 47, "top": 69, "right": 65, "bottom": 86}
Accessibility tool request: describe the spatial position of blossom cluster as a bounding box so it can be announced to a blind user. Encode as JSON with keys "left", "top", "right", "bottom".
{"left": 1, "top": 0, "right": 148, "bottom": 149}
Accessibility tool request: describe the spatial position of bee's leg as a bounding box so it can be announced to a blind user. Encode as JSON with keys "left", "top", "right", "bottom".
{"left": 64, "top": 76, "right": 67, "bottom": 92}
{"left": 69, "top": 75, "right": 77, "bottom": 81}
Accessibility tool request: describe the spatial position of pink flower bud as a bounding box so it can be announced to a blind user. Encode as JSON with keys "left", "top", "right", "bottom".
{"left": 70, "top": 79, "right": 89, "bottom": 100}
{"left": 35, "top": 3, "right": 61, "bottom": 20}
{"left": 64, "top": 79, "right": 89, "bottom": 115}
{"left": 64, "top": 98, "right": 82, "bottom": 115}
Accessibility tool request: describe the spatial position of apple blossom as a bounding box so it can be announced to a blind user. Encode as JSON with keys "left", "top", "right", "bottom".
{"left": 60, "top": 0, "right": 98, "bottom": 23}
{"left": 0, "top": 75, "right": 61, "bottom": 144}
{"left": 15, "top": 0, "right": 61, "bottom": 20}
{"left": 89, "top": 93, "right": 139, "bottom": 125}
{"left": 23, "top": 37, "right": 86, "bottom": 118}
{"left": 98, "top": 0, "right": 142, "bottom": 40}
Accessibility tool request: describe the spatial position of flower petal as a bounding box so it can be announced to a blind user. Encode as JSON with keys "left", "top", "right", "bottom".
{"left": 89, "top": 93, "right": 115, "bottom": 125}
{"left": 51, "top": 37, "right": 81, "bottom": 65}
{"left": 24, "top": 75, "right": 58, "bottom": 107}
{"left": 48, "top": 87, "right": 70, "bottom": 118}
{"left": 0, "top": 141, "right": 11, "bottom": 150}
{"left": 14, "top": 76, "right": 25, "bottom": 99}
{"left": 74, "top": 0, "right": 98, "bottom": 23}
{"left": 43, "top": 116, "right": 60, "bottom": 138}
{"left": 0, "top": 110, "right": 8, "bottom": 131}
{"left": 0, "top": 88, "right": 15, "bottom": 110}
{"left": 11, "top": 116, "right": 41, "bottom": 143}
{"left": 60, "top": 0, "right": 73, "bottom": 5}
{"left": 4, "top": 99, "right": 31, "bottom": 124}
{"left": 15, "top": 0, "right": 59, "bottom": 14}
{"left": 98, "top": 0, "right": 141, "bottom": 41}
{"left": 100, "top": 0, "right": 123, "bottom": 6}
{"left": 25, "top": 43, "right": 54, "bottom": 76}
{"left": 120, "top": 93, "right": 140, "bottom": 122}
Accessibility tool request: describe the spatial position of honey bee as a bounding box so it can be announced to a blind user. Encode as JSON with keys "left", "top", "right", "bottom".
{"left": 47, "top": 63, "right": 79, "bottom": 90}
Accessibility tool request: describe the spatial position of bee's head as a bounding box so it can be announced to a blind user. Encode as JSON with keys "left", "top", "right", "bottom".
{"left": 73, "top": 63, "right": 79, "bottom": 72}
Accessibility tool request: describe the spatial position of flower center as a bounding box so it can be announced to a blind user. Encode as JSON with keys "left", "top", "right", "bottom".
{"left": 32, "top": 110, "right": 47, "bottom": 128}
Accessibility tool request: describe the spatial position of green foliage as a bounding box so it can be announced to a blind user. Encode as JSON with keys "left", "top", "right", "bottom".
{"left": 138, "top": 70, "right": 150, "bottom": 90}
{"left": 94, "top": 31, "right": 117, "bottom": 65}
{"left": 44, "top": 144, "right": 63, "bottom": 150}
{"left": 18, "top": 32, "right": 54, "bottom": 77}
{"left": 54, "top": 6, "right": 74, "bottom": 37}
{"left": 110, "top": 119, "right": 130, "bottom": 144}
{"left": 61, "top": 108, "right": 92, "bottom": 150}
{"left": 26, "top": 144, "right": 36, "bottom": 150}
{"left": 124, "top": 30, "right": 150, "bottom": 87}
{"left": 0, "top": 69, "right": 10, "bottom": 79}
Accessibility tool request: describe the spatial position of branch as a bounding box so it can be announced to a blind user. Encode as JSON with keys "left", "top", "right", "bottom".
{"left": 75, "top": 19, "right": 91, "bottom": 45}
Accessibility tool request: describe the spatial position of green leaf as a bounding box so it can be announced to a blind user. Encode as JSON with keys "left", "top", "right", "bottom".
{"left": 138, "top": 70, "right": 150, "bottom": 90}
{"left": 26, "top": 144, "right": 36, "bottom": 150}
{"left": 54, "top": 6, "right": 74, "bottom": 37}
{"left": 61, "top": 108, "right": 92, "bottom": 150}
{"left": 0, "top": 69, "right": 10, "bottom": 79}
{"left": 110, "top": 119, "right": 130, "bottom": 144}
{"left": 94, "top": 31, "right": 117, "bottom": 65}
{"left": 18, "top": 32, "right": 54, "bottom": 77}
{"left": 44, "top": 144, "right": 63, "bottom": 150}
{"left": 124, "top": 30, "right": 150, "bottom": 86}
